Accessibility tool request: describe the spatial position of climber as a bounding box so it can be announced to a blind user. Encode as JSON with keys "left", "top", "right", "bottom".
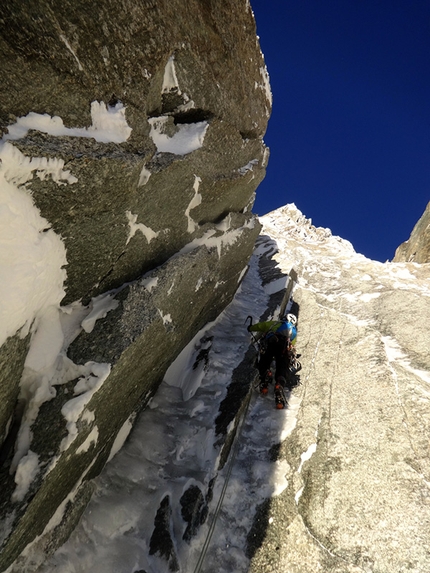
{"left": 247, "top": 313, "right": 298, "bottom": 409}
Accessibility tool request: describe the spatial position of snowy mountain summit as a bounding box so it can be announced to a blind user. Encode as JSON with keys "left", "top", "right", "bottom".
{"left": 32, "top": 203, "right": 430, "bottom": 573}
{"left": 262, "top": 202, "right": 355, "bottom": 249}
{"left": 266, "top": 203, "right": 334, "bottom": 240}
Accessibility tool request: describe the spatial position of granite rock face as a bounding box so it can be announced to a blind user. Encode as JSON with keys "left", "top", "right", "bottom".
{"left": 0, "top": 0, "right": 270, "bottom": 140}
{"left": 246, "top": 206, "right": 430, "bottom": 573}
{"left": 393, "top": 201, "right": 430, "bottom": 263}
{"left": 0, "top": 0, "right": 270, "bottom": 305}
{"left": 0, "top": 1, "right": 269, "bottom": 569}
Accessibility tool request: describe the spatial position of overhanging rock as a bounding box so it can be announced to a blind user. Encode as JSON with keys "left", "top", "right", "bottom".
{"left": 0, "top": 1, "right": 271, "bottom": 568}
{"left": 0, "top": 0, "right": 271, "bottom": 305}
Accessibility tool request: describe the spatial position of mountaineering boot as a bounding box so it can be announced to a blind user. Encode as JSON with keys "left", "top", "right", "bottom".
{"left": 259, "top": 370, "right": 272, "bottom": 395}
{"left": 260, "top": 381, "right": 269, "bottom": 395}
{"left": 274, "top": 383, "right": 286, "bottom": 409}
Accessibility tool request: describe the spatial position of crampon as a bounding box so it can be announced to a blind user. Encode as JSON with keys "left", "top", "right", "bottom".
{"left": 259, "top": 370, "right": 273, "bottom": 395}
{"left": 274, "top": 383, "right": 287, "bottom": 409}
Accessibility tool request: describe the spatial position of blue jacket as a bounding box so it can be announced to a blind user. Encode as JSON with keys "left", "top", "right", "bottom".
{"left": 249, "top": 319, "right": 297, "bottom": 343}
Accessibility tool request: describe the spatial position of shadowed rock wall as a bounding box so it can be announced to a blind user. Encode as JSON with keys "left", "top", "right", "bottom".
{"left": 0, "top": 226, "right": 260, "bottom": 570}
{"left": 0, "top": 0, "right": 270, "bottom": 569}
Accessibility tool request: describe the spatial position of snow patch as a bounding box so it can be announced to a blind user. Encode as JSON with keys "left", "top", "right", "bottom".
{"left": 298, "top": 443, "right": 317, "bottom": 473}
{"left": 142, "top": 277, "right": 159, "bottom": 293}
{"left": 389, "top": 266, "right": 416, "bottom": 280}
{"left": 215, "top": 213, "right": 232, "bottom": 233}
{"left": 158, "top": 309, "right": 172, "bottom": 325}
{"left": 271, "top": 459, "right": 290, "bottom": 496}
{"left": 126, "top": 211, "right": 160, "bottom": 244}
{"left": 164, "top": 322, "right": 216, "bottom": 401}
{"left": 382, "top": 336, "right": 406, "bottom": 363}
{"left": 0, "top": 143, "right": 69, "bottom": 346}
{"left": 12, "top": 450, "right": 40, "bottom": 502}
{"left": 341, "top": 313, "right": 371, "bottom": 327}
{"left": 185, "top": 175, "right": 202, "bottom": 233}
{"left": 382, "top": 336, "right": 430, "bottom": 385}
{"left": 148, "top": 116, "right": 208, "bottom": 155}
{"left": 107, "top": 414, "right": 135, "bottom": 462}
{"left": 24, "top": 306, "right": 65, "bottom": 373}
{"left": 178, "top": 214, "right": 256, "bottom": 259}
{"left": 254, "top": 65, "right": 272, "bottom": 113}
{"left": 264, "top": 275, "right": 290, "bottom": 295}
{"left": 59, "top": 34, "right": 83, "bottom": 71}
{"left": 238, "top": 159, "right": 259, "bottom": 175}
{"left": 0, "top": 142, "right": 78, "bottom": 186}
{"left": 60, "top": 363, "right": 111, "bottom": 452}
{"left": 81, "top": 410, "right": 95, "bottom": 425}
{"left": 5, "top": 101, "right": 132, "bottom": 144}
{"left": 360, "top": 292, "right": 381, "bottom": 302}
{"left": 167, "top": 280, "right": 175, "bottom": 295}
{"left": 76, "top": 427, "right": 99, "bottom": 454}
{"left": 81, "top": 293, "right": 119, "bottom": 334}
{"left": 237, "top": 265, "right": 248, "bottom": 284}
{"left": 138, "top": 165, "right": 151, "bottom": 186}
{"left": 343, "top": 292, "right": 361, "bottom": 303}
{"left": 280, "top": 394, "right": 301, "bottom": 441}
{"left": 295, "top": 486, "right": 304, "bottom": 504}
{"left": 162, "top": 55, "right": 180, "bottom": 93}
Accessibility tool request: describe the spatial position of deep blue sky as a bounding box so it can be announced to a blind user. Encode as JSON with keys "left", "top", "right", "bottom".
{"left": 251, "top": 0, "right": 430, "bottom": 261}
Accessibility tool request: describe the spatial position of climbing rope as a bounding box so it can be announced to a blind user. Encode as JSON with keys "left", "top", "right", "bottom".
{"left": 192, "top": 383, "right": 254, "bottom": 573}
{"left": 193, "top": 300, "right": 300, "bottom": 571}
